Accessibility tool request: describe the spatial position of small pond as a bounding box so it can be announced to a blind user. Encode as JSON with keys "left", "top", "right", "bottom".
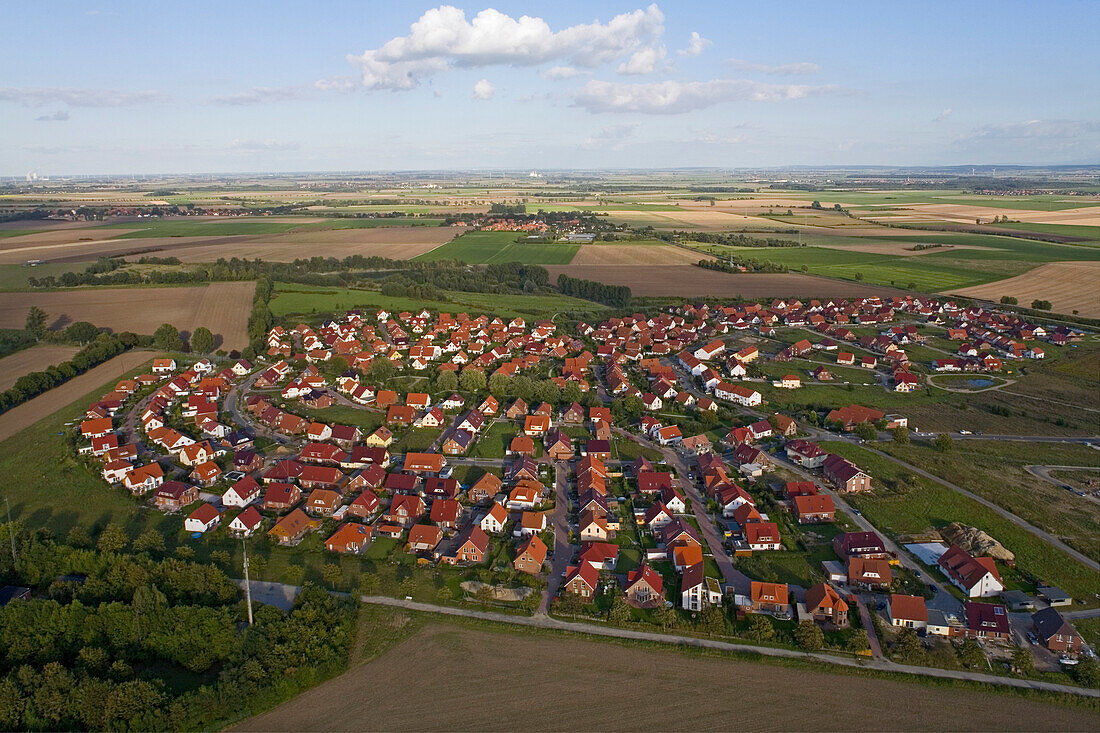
{"left": 967, "top": 378, "right": 995, "bottom": 388}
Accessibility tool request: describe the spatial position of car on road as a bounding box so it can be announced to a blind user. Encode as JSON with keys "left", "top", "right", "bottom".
{"left": 958, "top": 430, "right": 972, "bottom": 435}
{"left": 225, "top": 471, "right": 245, "bottom": 482}
{"left": 1027, "top": 632, "right": 1038, "bottom": 645}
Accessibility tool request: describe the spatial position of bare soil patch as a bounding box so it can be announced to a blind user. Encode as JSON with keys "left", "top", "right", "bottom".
{"left": 950, "top": 261, "right": 1100, "bottom": 318}
{"left": 236, "top": 625, "right": 1098, "bottom": 732}
{"left": 0, "top": 282, "right": 254, "bottom": 349}
{"left": 569, "top": 244, "right": 713, "bottom": 266}
{"left": 0, "top": 344, "right": 80, "bottom": 391}
{"left": 0, "top": 351, "right": 152, "bottom": 442}
{"left": 545, "top": 264, "right": 901, "bottom": 298}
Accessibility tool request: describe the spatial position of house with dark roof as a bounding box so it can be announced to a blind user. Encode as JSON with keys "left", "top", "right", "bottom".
{"left": 1031, "top": 607, "right": 1084, "bottom": 654}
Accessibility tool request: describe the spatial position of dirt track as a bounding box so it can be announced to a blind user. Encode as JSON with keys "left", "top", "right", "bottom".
{"left": 545, "top": 264, "right": 902, "bottom": 298}
{"left": 0, "top": 282, "right": 254, "bottom": 349}
{"left": 0, "top": 344, "right": 80, "bottom": 391}
{"left": 236, "top": 625, "right": 1100, "bottom": 732}
{"left": 0, "top": 351, "right": 151, "bottom": 442}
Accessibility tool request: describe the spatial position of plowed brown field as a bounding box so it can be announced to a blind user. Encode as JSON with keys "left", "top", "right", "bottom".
{"left": 236, "top": 625, "right": 1099, "bottom": 732}
{"left": 569, "top": 244, "right": 713, "bottom": 265}
{"left": 545, "top": 264, "right": 901, "bottom": 298}
{"left": 0, "top": 281, "right": 254, "bottom": 348}
{"left": 950, "top": 261, "right": 1100, "bottom": 317}
{"left": 0, "top": 344, "right": 80, "bottom": 391}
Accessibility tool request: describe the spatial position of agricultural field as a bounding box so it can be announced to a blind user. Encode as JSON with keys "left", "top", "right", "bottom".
{"left": 0, "top": 281, "right": 254, "bottom": 348}
{"left": 269, "top": 282, "right": 606, "bottom": 320}
{"left": 544, "top": 264, "right": 903, "bottom": 299}
{"left": 412, "top": 231, "right": 579, "bottom": 265}
{"left": 568, "top": 243, "right": 711, "bottom": 266}
{"left": 0, "top": 343, "right": 80, "bottom": 391}
{"left": 236, "top": 622, "right": 1099, "bottom": 732}
{"left": 951, "top": 262, "right": 1100, "bottom": 317}
{"left": 0, "top": 218, "right": 457, "bottom": 264}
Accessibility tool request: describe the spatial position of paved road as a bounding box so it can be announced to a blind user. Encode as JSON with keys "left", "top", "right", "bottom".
{"left": 540, "top": 459, "right": 574, "bottom": 614}
{"left": 855, "top": 596, "right": 883, "bottom": 658}
{"left": 614, "top": 426, "right": 752, "bottom": 596}
{"left": 1026, "top": 464, "right": 1100, "bottom": 506}
{"left": 857, "top": 443, "right": 1100, "bottom": 574}
{"left": 358, "top": 594, "right": 1100, "bottom": 698}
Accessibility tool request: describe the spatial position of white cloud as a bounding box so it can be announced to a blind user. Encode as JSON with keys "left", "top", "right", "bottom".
{"left": 35, "top": 110, "right": 70, "bottom": 122}
{"left": 541, "top": 65, "right": 582, "bottom": 80}
{"left": 472, "top": 79, "right": 495, "bottom": 100}
{"left": 726, "top": 59, "right": 820, "bottom": 75}
{"left": 582, "top": 123, "right": 640, "bottom": 150}
{"left": 957, "top": 119, "right": 1100, "bottom": 143}
{"left": 212, "top": 86, "right": 309, "bottom": 105}
{"left": 678, "top": 31, "right": 710, "bottom": 57}
{"left": 229, "top": 139, "right": 301, "bottom": 152}
{"left": 0, "top": 86, "right": 167, "bottom": 107}
{"left": 342, "top": 4, "right": 665, "bottom": 90}
{"left": 934, "top": 108, "right": 953, "bottom": 122}
{"left": 573, "top": 78, "right": 844, "bottom": 114}
{"left": 617, "top": 46, "right": 666, "bottom": 75}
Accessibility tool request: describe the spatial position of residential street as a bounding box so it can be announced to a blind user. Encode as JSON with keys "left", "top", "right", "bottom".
{"left": 539, "top": 459, "right": 574, "bottom": 614}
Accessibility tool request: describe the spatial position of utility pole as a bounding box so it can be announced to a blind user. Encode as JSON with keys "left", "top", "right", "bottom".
{"left": 4, "top": 496, "right": 15, "bottom": 571}
{"left": 242, "top": 539, "right": 254, "bottom": 626}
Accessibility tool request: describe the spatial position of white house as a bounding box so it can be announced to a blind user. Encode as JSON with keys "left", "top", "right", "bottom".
{"left": 184, "top": 504, "right": 221, "bottom": 534}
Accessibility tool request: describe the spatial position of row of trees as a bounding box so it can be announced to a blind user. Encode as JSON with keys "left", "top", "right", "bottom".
{"left": 557, "top": 274, "right": 632, "bottom": 308}
{"left": 696, "top": 257, "right": 789, "bottom": 275}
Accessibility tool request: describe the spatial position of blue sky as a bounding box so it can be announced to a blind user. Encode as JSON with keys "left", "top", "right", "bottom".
{"left": 3, "top": 1, "right": 1098, "bottom": 175}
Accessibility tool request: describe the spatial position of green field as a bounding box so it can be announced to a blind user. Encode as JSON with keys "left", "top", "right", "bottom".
{"left": 270, "top": 282, "right": 606, "bottom": 319}
{"left": 0, "top": 261, "right": 94, "bottom": 291}
{"left": 769, "top": 189, "right": 1100, "bottom": 211}
{"left": 97, "top": 218, "right": 444, "bottom": 238}
{"left": 693, "top": 230, "right": 1100, "bottom": 291}
{"left": 983, "top": 222, "right": 1100, "bottom": 241}
{"left": 412, "top": 231, "right": 579, "bottom": 264}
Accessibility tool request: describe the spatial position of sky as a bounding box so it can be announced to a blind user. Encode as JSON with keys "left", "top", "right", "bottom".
{"left": 2, "top": 1, "right": 1099, "bottom": 175}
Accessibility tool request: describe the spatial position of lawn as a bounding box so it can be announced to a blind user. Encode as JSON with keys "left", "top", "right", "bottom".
{"left": 270, "top": 283, "right": 605, "bottom": 319}
{"left": 470, "top": 420, "right": 522, "bottom": 459}
{"left": 412, "top": 231, "right": 579, "bottom": 264}
{"left": 819, "top": 441, "right": 1100, "bottom": 602}
{"left": 0, "top": 262, "right": 95, "bottom": 291}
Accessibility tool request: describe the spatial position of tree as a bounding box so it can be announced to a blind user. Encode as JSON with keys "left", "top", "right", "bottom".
{"left": 153, "top": 323, "right": 183, "bottom": 352}
{"left": 698, "top": 605, "right": 726, "bottom": 635}
{"left": 24, "top": 306, "right": 47, "bottom": 340}
{"left": 892, "top": 426, "right": 910, "bottom": 445}
{"left": 609, "top": 595, "right": 632, "bottom": 625}
{"left": 459, "top": 369, "right": 486, "bottom": 393}
{"left": 794, "top": 620, "right": 824, "bottom": 651}
{"left": 562, "top": 381, "right": 583, "bottom": 405}
{"left": 322, "top": 563, "right": 343, "bottom": 590}
{"left": 66, "top": 525, "right": 92, "bottom": 548}
{"left": 853, "top": 422, "right": 877, "bottom": 441}
{"left": 368, "top": 357, "right": 396, "bottom": 382}
{"left": 934, "top": 432, "right": 954, "bottom": 452}
{"left": 1012, "top": 645, "right": 1034, "bottom": 676}
{"left": 283, "top": 565, "right": 304, "bottom": 585}
{"left": 1000, "top": 295, "right": 1018, "bottom": 305}
{"left": 534, "top": 380, "right": 561, "bottom": 406}
{"left": 655, "top": 604, "right": 679, "bottom": 630}
{"left": 1030, "top": 299, "right": 1052, "bottom": 311}
{"left": 434, "top": 371, "right": 458, "bottom": 393}
{"left": 746, "top": 614, "right": 774, "bottom": 642}
{"left": 488, "top": 373, "right": 508, "bottom": 397}
{"left": 64, "top": 321, "right": 99, "bottom": 345}
{"left": 190, "top": 326, "right": 215, "bottom": 354}
{"left": 854, "top": 272, "right": 864, "bottom": 281}
{"left": 133, "top": 529, "right": 165, "bottom": 554}
{"left": 846, "top": 628, "right": 870, "bottom": 652}
{"left": 892, "top": 628, "right": 926, "bottom": 664}
{"left": 1074, "top": 655, "right": 1100, "bottom": 688}
{"left": 957, "top": 638, "right": 986, "bottom": 668}
{"left": 96, "top": 523, "right": 128, "bottom": 553}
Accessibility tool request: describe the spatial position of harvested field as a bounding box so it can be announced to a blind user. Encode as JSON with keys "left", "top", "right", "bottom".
{"left": 545, "top": 264, "right": 902, "bottom": 298}
{"left": 0, "top": 344, "right": 80, "bottom": 391}
{"left": 0, "top": 222, "right": 458, "bottom": 264}
{"left": 236, "top": 625, "right": 1098, "bottom": 732}
{"left": 950, "top": 261, "right": 1100, "bottom": 317}
{"left": 604, "top": 209, "right": 779, "bottom": 231}
{"left": 569, "top": 244, "right": 713, "bottom": 266}
{"left": 0, "top": 351, "right": 152, "bottom": 442}
{"left": 0, "top": 281, "right": 254, "bottom": 348}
